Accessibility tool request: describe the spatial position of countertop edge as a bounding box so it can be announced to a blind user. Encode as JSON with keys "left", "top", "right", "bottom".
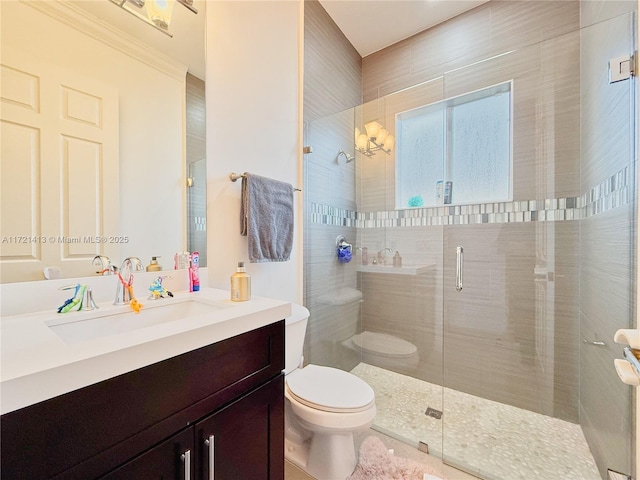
{"left": 1, "top": 292, "right": 291, "bottom": 415}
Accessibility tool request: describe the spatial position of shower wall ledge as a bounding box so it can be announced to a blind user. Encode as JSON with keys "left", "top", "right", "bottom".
{"left": 357, "top": 264, "right": 434, "bottom": 275}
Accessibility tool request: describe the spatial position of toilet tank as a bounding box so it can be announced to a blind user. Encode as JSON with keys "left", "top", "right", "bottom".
{"left": 316, "top": 288, "right": 363, "bottom": 341}
{"left": 285, "top": 303, "right": 310, "bottom": 374}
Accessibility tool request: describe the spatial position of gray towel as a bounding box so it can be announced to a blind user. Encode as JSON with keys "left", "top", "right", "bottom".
{"left": 241, "top": 173, "right": 294, "bottom": 262}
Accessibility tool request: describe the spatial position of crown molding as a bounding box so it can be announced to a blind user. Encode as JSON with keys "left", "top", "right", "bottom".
{"left": 22, "top": 0, "right": 188, "bottom": 82}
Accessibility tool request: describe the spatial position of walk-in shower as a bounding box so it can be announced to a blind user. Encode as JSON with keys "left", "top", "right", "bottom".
{"left": 303, "top": 1, "right": 636, "bottom": 479}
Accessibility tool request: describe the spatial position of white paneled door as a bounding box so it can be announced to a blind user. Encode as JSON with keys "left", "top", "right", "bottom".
{"left": 1, "top": 47, "right": 119, "bottom": 282}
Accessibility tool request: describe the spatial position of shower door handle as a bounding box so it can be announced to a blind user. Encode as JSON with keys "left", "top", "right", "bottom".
{"left": 456, "top": 246, "right": 464, "bottom": 292}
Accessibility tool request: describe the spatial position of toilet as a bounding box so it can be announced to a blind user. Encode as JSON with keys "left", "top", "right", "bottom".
{"left": 285, "top": 304, "right": 376, "bottom": 480}
{"left": 348, "top": 330, "right": 420, "bottom": 371}
{"left": 318, "top": 287, "right": 420, "bottom": 372}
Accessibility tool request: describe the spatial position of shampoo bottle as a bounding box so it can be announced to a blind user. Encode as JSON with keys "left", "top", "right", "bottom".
{"left": 231, "top": 262, "right": 251, "bottom": 302}
{"left": 190, "top": 252, "right": 200, "bottom": 292}
{"left": 361, "top": 247, "right": 369, "bottom": 265}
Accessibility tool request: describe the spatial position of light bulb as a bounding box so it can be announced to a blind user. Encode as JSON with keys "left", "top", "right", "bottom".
{"left": 376, "top": 128, "right": 388, "bottom": 145}
{"left": 364, "top": 121, "right": 382, "bottom": 140}
{"left": 383, "top": 135, "right": 395, "bottom": 151}
{"left": 356, "top": 133, "right": 369, "bottom": 151}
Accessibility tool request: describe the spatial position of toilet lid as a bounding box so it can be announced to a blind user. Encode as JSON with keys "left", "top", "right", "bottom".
{"left": 286, "top": 365, "right": 374, "bottom": 413}
{"left": 351, "top": 331, "right": 417, "bottom": 358}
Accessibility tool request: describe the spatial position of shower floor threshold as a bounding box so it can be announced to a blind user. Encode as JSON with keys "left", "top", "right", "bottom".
{"left": 351, "top": 362, "right": 600, "bottom": 480}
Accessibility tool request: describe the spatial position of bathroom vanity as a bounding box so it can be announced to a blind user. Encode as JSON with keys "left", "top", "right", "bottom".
{"left": 0, "top": 288, "right": 289, "bottom": 479}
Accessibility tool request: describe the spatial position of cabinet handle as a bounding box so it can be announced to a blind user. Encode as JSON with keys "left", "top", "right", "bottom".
{"left": 204, "top": 435, "right": 215, "bottom": 480}
{"left": 456, "top": 246, "right": 464, "bottom": 292}
{"left": 181, "top": 449, "right": 191, "bottom": 480}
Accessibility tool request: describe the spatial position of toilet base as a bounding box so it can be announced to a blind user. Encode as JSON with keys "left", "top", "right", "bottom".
{"left": 285, "top": 432, "right": 358, "bottom": 480}
{"left": 285, "top": 437, "right": 310, "bottom": 473}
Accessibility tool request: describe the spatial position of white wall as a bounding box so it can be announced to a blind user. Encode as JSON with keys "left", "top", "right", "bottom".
{"left": 206, "top": 1, "right": 303, "bottom": 303}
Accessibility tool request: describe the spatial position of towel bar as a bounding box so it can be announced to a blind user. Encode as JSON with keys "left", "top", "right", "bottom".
{"left": 229, "top": 172, "right": 301, "bottom": 191}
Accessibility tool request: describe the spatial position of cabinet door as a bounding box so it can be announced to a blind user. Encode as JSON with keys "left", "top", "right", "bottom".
{"left": 195, "top": 375, "right": 284, "bottom": 480}
{"left": 100, "top": 427, "right": 194, "bottom": 480}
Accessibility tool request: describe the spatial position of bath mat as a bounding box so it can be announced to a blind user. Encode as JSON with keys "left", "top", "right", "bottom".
{"left": 348, "top": 436, "right": 443, "bottom": 480}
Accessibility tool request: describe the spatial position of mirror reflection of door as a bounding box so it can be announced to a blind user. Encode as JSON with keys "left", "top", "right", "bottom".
{"left": 186, "top": 73, "right": 206, "bottom": 266}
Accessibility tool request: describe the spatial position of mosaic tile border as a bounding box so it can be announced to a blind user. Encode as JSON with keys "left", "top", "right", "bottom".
{"left": 310, "top": 166, "right": 632, "bottom": 227}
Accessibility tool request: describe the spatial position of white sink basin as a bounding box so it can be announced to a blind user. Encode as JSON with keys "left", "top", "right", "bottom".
{"left": 45, "top": 297, "right": 226, "bottom": 344}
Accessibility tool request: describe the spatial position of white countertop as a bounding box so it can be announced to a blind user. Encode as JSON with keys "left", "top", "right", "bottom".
{"left": 1, "top": 287, "right": 291, "bottom": 415}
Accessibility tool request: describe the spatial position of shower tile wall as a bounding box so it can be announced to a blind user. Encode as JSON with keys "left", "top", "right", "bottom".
{"left": 304, "top": 1, "right": 635, "bottom": 476}
{"left": 579, "top": 6, "right": 635, "bottom": 478}
{"left": 358, "top": 1, "right": 583, "bottom": 421}
{"left": 443, "top": 222, "right": 580, "bottom": 422}
{"left": 355, "top": 0, "right": 636, "bottom": 476}
{"left": 303, "top": 0, "right": 362, "bottom": 370}
{"left": 361, "top": 1, "right": 579, "bottom": 103}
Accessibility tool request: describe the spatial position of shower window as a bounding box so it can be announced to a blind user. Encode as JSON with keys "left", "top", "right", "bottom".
{"left": 395, "top": 81, "right": 512, "bottom": 209}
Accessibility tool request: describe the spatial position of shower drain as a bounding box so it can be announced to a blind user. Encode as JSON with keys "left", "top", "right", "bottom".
{"left": 425, "top": 407, "right": 443, "bottom": 419}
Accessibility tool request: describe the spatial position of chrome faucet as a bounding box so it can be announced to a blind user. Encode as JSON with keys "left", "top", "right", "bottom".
{"left": 93, "top": 255, "right": 116, "bottom": 275}
{"left": 114, "top": 257, "right": 143, "bottom": 305}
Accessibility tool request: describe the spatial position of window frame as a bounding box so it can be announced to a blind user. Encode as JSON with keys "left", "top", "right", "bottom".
{"left": 394, "top": 80, "right": 514, "bottom": 210}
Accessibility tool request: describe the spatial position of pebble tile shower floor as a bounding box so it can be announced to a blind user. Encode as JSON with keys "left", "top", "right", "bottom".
{"left": 350, "top": 363, "right": 600, "bottom": 480}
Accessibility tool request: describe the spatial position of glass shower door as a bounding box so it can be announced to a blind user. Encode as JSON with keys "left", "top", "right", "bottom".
{"left": 350, "top": 81, "right": 448, "bottom": 457}
{"left": 441, "top": 11, "right": 635, "bottom": 480}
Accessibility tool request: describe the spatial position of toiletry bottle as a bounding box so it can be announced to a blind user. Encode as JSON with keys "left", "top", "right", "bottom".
{"left": 146, "top": 256, "right": 162, "bottom": 272}
{"left": 190, "top": 252, "right": 200, "bottom": 292}
{"left": 444, "top": 181, "right": 453, "bottom": 204}
{"left": 393, "top": 251, "right": 402, "bottom": 267}
{"left": 231, "top": 261, "right": 251, "bottom": 302}
{"left": 174, "top": 251, "right": 190, "bottom": 270}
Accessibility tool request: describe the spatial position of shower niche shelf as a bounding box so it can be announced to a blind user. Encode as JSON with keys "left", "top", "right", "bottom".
{"left": 357, "top": 264, "right": 434, "bottom": 276}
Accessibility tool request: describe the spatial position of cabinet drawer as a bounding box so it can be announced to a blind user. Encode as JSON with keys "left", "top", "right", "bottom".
{"left": 1, "top": 320, "right": 284, "bottom": 479}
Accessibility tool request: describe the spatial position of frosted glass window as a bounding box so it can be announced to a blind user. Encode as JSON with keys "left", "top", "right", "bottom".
{"left": 396, "top": 82, "right": 512, "bottom": 208}
{"left": 396, "top": 104, "right": 444, "bottom": 208}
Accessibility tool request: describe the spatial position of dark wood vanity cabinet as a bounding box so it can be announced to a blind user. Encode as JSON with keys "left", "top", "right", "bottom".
{"left": 1, "top": 320, "right": 285, "bottom": 480}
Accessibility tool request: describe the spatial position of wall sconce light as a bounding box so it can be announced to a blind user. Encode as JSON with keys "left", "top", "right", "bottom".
{"left": 355, "top": 121, "right": 395, "bottom": 157}
{"left": 109, "top": 0, "right": 197, "bottom": 37}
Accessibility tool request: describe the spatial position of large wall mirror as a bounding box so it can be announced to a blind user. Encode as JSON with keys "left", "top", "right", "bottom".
{"left": 0, "top": 0, "right": 206, "bottom": 283}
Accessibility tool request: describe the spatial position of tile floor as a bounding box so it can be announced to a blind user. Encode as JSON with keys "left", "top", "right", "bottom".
{"left": 284, "top": 428, "right": 480, "bottom": 480}
{"left": 350, "top": 363, "right": 601, "bottom": 480}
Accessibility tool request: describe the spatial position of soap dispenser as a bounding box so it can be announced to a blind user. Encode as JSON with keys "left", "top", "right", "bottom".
{"left": 146, "top": 256, "right": 162, "bottom": 272}
{"left": 393, "top": 251, "right": 402, "bottom": 268}
{"left": 231, "top": 261, "right": 251, "bottom": 302}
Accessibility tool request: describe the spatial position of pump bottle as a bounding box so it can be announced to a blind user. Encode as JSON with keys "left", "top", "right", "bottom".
{"left": 146, "top": 256, "right": 162, "bottom": 272}
{"left": 231, "top": 262, "right": 251, "bottom": 302}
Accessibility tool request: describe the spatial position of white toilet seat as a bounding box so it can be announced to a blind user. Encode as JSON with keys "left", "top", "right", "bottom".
{"left": 351, "top": 331, "right": 418, "bottom": 359}
{"left": 286, "top": 365, "right": 374, "bottom": 413}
